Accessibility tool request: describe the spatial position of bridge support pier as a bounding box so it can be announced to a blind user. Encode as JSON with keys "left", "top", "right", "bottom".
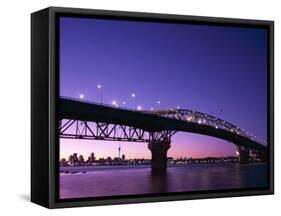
{"left": 237, "top": 146, "right": 250, "bottom": 164}
{"left": 257, "top": 151, "right": 267, "bottom": 162}
{"left": 148, "top": 141, "right": 171, "bottom": 174}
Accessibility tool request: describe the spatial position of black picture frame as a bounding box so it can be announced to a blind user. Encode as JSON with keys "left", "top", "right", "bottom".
{"left": 31, "top": 6, "right": 274, "bottom": 208}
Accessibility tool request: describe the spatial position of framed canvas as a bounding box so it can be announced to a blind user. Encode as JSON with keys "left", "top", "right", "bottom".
{"left": 31, "top": 6, "right": 274, "bottom": 208}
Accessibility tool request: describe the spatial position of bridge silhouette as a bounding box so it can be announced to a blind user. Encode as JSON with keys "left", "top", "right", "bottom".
{"left": 59, "top": 97, "right": 267, "bottom": 174}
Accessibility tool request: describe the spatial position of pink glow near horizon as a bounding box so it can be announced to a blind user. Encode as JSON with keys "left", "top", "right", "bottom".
{"left": 60, "top": 132, "right": 237, "bottom": 160}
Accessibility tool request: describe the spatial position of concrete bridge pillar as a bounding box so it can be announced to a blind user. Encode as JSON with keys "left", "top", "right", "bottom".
{"left": 257, "top": 151, "right": 267, "bottom": 162}
{"left": 251, "top": 149, "right": 267, "bottom": 162}
{"left": 148, "top": 141, "right": 171, "bottom": 174}
{"left": 237, "top": 146, "right": 250, "bottom": 164}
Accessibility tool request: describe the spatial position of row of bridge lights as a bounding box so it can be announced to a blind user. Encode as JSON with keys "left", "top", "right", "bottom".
{"left": 178, "top": 111, "right": 266, "bottom": 143}
{"left": 78, "top": 85, "right": 179, "bottom": 111}
{"left": 78, "top": 85, "right": 266, "bottom": 145}
{"left": 184, "top": 114, "right": 266, "bottom": 144}
{"left": 111, "top": 94, "right": 160, "bottom": 111}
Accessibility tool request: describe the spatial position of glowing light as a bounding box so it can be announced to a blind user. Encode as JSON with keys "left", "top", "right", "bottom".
{"left": 150, "top": 107, "right": 154, "bottom": 111}
{"left": 236, "top": 150, "right": 240, "bottom": 156}
{"left": 97, "top": 84, "right": 101, "bottom": 89}
{"left": 112, "top": 100, "right": 117, "bottom": 105}
{"left": 198, "top": 120, "right": 202, "bottom": 124}
{"left": 215, "top": 125, "right": 218, "bottom": 129}
{"left": 131, "top": 93, "right": 136, "bottom": 98}
{"left": 137, "top": 106, "right": 142, "bottom": 110}
{"left": 157, "top": 101, "right": 161, "bottom": 104}
{"left": 122, "top": 101, "right": 126, "bottom": 105}
{"left": 176, "top": 106, "right": 180, "bottom": 109}
{"left": 79, "top": 94, "right": 84, "bottom": 99}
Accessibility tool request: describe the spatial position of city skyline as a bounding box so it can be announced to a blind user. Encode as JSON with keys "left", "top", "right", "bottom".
{"left": 59, "top": 16, "right": 268, "bottom": 159}
{"left": 60, "top": 151, "right": 241, "bottom": 167}
{"left": 60, "top": 151, "right": 238, "bottom": 162}
{"left": 60, "top": 132, "right": 239, "bottom": 160}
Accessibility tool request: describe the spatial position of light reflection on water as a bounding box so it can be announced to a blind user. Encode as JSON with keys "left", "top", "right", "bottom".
{"left": 59, "top": 163, "right": 267, "bottom": 199}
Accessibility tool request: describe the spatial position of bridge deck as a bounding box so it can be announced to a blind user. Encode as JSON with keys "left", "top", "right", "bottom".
{"left": 60, "top": 98, "right": 267, "bottom": 152}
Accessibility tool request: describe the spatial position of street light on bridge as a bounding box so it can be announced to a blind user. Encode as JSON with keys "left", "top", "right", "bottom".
{"left": 131, "top": 93, "right": 136, "bottom": 109}
{"left": 97, "top": 84, "right": 103, "bottom": 104}
{"left": 79, "top": 94, "right": 84, "bottom": 99}
{"left": 112, "top": 100, "right": 119, "bottom": 108}
{"left": 157, "top": 100, "right": 161, "bottom": 109}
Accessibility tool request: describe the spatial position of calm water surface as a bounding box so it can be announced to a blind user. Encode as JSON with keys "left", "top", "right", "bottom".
{"left": 60, "top": 163, "right": 267, "bottom": 199}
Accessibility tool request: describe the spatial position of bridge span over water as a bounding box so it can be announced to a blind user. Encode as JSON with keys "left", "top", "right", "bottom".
{"left": 59, "top": 97, "right": 267, "bottom": 173}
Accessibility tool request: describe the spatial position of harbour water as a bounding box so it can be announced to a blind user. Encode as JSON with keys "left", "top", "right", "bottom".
{"left": 60, "top": 163, "right": 267, "bottom": 199}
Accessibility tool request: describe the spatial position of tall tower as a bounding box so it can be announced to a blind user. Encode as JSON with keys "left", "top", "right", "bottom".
{"left": 118, "top": 143, "right": 121, "bottom": 159}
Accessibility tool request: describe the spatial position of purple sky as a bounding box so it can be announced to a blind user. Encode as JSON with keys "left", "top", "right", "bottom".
{"left": 59, "top": 16, "right": 268, "bottom": 160}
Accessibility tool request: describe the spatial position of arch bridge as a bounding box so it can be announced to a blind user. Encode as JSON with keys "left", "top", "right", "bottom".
{"left": 59, "top": 97, "right": 267, "bottom": 173}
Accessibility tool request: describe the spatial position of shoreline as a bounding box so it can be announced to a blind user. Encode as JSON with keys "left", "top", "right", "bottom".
{"left": 59, "top": 162, "right": 267, "bottom": 173}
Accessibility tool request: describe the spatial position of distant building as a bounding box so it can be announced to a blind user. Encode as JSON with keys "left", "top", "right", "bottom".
{"left": 73, "top": 153, "right": 78, "bottom": 165}
{"left": 60, "top": 158, "right": 67, "bottom": 166}
{"left": 122, "top": 154, "right": 125, "bottom": 160}
{"left": 78, "top": 155, "right": 84, "bottom": 165}
{"left": 90, "top": 152, "right": 95, "bottom": 162}
{"left": 87, "top": 152, "right": 95, "bottom": 164}
{"left": 68, "top": 155, "right": 74, "bottom": 165}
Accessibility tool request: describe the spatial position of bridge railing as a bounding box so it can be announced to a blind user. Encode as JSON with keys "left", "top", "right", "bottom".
{"left": 60, "top": 96, "right": 141, "bottom": 112}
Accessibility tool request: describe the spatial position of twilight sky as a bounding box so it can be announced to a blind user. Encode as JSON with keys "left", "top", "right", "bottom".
{"left": 59, "top": 16, "right": 268, "bottom": 160}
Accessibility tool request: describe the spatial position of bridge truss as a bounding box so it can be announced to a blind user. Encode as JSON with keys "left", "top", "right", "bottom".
{"left": 146, "top": 109, "right": 267, "bottom": 145}
{"left": 59, "top": 119, "right": 175, "bottom": 143}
